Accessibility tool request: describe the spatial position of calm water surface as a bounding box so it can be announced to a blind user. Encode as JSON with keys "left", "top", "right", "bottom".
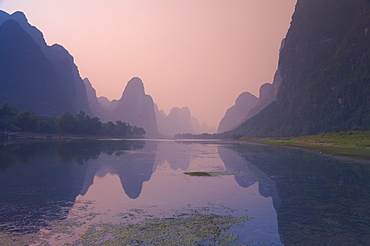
{"left": 0, "top": 139, "right": 369, "bottom": 245}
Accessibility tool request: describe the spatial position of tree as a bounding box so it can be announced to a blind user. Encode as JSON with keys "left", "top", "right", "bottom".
{"left": 16, "top": 110, "right": 39, "bottom": 132}
{"left": 0, "top": 104, "right": 146, "bottom": 138}
{"left": 115, "top": 120, "right": 129, "bottom": 137}
{"left": 132, "top": 126, "right": 146, "bottom": 137}
{"left": 39, "top": 117, "right": 58, "bottom": 134}
{"left": 102, "top": 121, "right": 116, "bottom": 136}
{"left": 0, "top": 103, "right": 20, "bottom": 131}
{"left": 57, "top": 112, "right": 77, "bottom": 134}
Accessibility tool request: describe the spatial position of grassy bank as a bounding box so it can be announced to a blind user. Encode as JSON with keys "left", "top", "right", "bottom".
{"left": 245, "top": 131, "right": 370, "bottom": 161}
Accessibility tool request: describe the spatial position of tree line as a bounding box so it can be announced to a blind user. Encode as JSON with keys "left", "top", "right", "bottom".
{"left": 0, "top": 103, "right": 146, "bottom": 138}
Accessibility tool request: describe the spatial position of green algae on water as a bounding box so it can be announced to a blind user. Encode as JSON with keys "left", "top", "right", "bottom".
{"left": 1, "top": 200, "right": 250, "bottom": 245}
{"left": 68, "top": 212, "right": 249, "bottom": 246}
{"left": 184, "top": 171, "right": 212, "bottom": 176}
{"left": 185, "top": 172, "right": 242, "bottom": 177}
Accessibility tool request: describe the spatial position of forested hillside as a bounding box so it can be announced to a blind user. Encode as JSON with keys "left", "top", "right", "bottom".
{"left": 229, "top": 0, "right": 370, "bottom": 137}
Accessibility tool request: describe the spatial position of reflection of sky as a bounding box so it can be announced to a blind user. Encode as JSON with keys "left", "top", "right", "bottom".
{"left": 74, "top": 141, "right": 282, "bottom": 245}
{"left": 3, "top": 140, "right": 370, "bottom": 244}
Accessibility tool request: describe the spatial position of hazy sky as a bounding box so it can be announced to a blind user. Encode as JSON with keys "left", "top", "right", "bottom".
{"left": 0, "top": 0, "right": 296, "bottom": 127}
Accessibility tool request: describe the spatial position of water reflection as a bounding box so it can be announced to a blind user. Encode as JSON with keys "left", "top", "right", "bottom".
{"left": 218, "top": 145, "right": 281, "bottom": 211}
{"left": 80, "top": 140, "right": 157, "bottom": 199}
{"left": 80, "top": 141, "right": 194, "bottom": 199}
{"left": 154, "top": 141, "right": 194, "bottom": 171}
{"left": 0, "top": 140, "right": 144, "bottom": 234}
{"left": 0, "top": 139, "right": 369, "bottom": 245}
{"left": 226, "top": 143, "right": 370, "bottom": 245}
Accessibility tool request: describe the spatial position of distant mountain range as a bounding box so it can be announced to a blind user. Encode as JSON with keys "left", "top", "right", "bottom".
{"left": 217, "top": 92, "right": 258, "bottom": 133}
{"left": 85, "top": 76, "right": 214, "bottom": 138}
{"left": 221, "top": 0, "right": 370, "bottom": 137}
{"left": 217, "top": 39, "right": 285, "bottom": 134}
{"left": 0, "top": 10, "right": 213, "bottom": 138}
{"left": 3, "top": 0, "right": 366, "bottom": 139}
{"left": 155, "top": 105, "right": 215, "bottom": 137}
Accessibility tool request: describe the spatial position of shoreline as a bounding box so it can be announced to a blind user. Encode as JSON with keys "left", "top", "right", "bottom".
{"left": 0, "top": 132, "right": 146, "bottom": 141}
{"left": 243, "top": 131, "right": 370, "bottom": 161}
{"left": 2, "top": 131, "right": 370, "bottom": 161}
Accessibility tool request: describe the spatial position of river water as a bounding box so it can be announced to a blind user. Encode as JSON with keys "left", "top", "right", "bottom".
{"left": 0, "top": 139, "right": 369, "bottom": 245}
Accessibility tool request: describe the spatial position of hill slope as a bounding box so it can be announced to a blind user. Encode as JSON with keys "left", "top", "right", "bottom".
{"left": 111, "top": 77, "right": 160, "bottom": 138}
{"left": 0, "top": 20, "right": 74, "bottom": 116}
{"left": 217, "top": 92, "right": 258, "bottom": 133}
{"left": 230, "top": 0, "right": 370, "bottom": 137}
{"left": 0, "top": 11, "right": 92, "bottom": 116}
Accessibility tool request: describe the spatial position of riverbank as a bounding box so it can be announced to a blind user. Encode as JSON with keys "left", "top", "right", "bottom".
{"left": 0, "top": 132, "right": 100, "bottom": 140}
{"left": 0, "top": 132, "right": 147, "bottom": 141}
{"left": 244, "top": 131, "right": 370, "bottom": 161}
{"left": 3, "top": 131, "right": 370, "bottom": 161}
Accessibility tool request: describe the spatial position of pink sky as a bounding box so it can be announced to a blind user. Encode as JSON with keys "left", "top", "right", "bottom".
{"left": 0, "top": 0, "right": 296, "bottom": 127}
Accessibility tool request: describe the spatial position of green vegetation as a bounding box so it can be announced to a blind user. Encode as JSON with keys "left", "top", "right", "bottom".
{"left": 70, "top": 213, "right": 248, "bottom": 246}
{"left": 185, "top": 172, "right": 242, "bottom": 177}
{"left": 2, "top": 202, "right": 250, "bottom": 246}
{"left": 0, "top": 232, "right": 38, "bottom": 246}
{"left": 185, "top": 172, "right": 212, "bottom": 176}
{"left": 66, "top": 205, "right": 249, "bottom": 246}
{"left": 0, "top": 103, "right": 145, "bottom": 138}
{"left": 248, "top": 131, "right": 370, "bottom": 160}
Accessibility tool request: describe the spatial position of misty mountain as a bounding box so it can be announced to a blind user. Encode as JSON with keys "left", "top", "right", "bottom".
{"left": 154, "top": 104, "right": 168, "bottom": 136}
{"left": 191, "top": 117, "right": 215, "bottom": 134}
{"left": 227, "top": 0, "right": 370, "bottom": 137}
{"left": 164, "top": 107, "right": 193, "bottom": 136}
{"left": 217, "top": 92, "right": 258, "bottom": 133}
{"left": 247, "top": 66, "right": 283, "bottom": 120}
{"left": 109, "top": 77, "right": 160, "bottom": 138}
{"left": 83, "top": 78, "right": 107, "bottom": 120}
{"left": 0, "top": 19, "right": 75, "bottom": 116}
{"left": 217, "top": 39, "right": 285, "bottom": 134}
{"left": 86, "top": 77, "right": 214, "bottom": 138}
{"left": 155, "top": 105, "right": 215, "bottom": 137}
{"left": 0, "top": 11, "right": 92, "bottom": 116}
{"left": 97, "top": 96, "right": 119, "bottom": 111}
{"left": 156, "top": 106, "right": 193, "bottom": 137}
{"left": 191, "top": 117, "right": 202, "bottom": 134}
{"left": 44, "top": 44, "right": 92, "bottom": 115}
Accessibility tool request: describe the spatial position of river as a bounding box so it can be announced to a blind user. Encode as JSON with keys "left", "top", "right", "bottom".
{"left": 0, "top": 139, "right": 369, "bottom": 245}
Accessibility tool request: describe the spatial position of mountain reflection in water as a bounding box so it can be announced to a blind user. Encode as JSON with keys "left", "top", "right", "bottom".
{"left": 225, "top": 143, "right": 370, "bottom": 245}
{"left": 0, "top": 139, "right": 369, "bottom": 245}
{"left": 0, "top": 140, "right": 145, "bottom": 235}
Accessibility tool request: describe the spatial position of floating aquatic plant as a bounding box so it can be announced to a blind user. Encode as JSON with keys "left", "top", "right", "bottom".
{"left": 184, "top": 171, "right": 212, "bottom": 176}
{"left": 184, "top": 172, "right": 242, "bottom": 177}
{"left": 68, "top": 212, "right": 249, "bottom": 246}
{"left": 2, "top": 200, "right": 250, "bottom": 245}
